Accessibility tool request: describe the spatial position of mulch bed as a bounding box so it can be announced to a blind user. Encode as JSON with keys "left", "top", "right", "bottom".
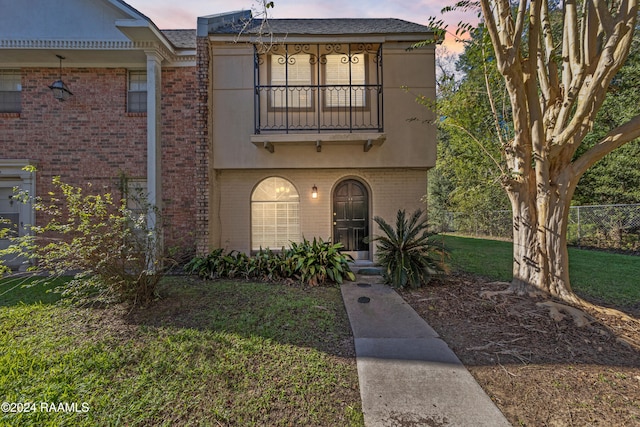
{"left": 400, "top": 274, "right": 640, "bottom": 426}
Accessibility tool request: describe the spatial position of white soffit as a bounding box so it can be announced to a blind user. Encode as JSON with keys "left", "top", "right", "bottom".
{"left": 0, "top": 0, "right": 187, "bottom": 66}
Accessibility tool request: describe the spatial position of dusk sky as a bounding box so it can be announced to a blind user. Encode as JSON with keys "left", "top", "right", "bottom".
{"left": 125, "top": 0, "right": 476, "bottom": 52}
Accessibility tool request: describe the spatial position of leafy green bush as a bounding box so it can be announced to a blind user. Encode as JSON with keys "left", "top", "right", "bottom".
{"left": 288, "top": 237, "right": 356, "bottom": 285}
{"left": 0, "top": 175, "right": 171, "bottom": 306}
{"left": 368, "top": 209, "right": 447, "bottom": 288}
{"left": 183, "top": 248, "right": 226, "bottom": 280}
{"left": 185, "top": 238, "right": 355, "bottom": 286}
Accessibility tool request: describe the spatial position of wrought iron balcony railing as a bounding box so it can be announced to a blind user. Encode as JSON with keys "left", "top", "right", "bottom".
{"left": 255, "top": 84, "right": 383, "bottom": 133}
{"left": 254, "top": 43, "right": 384, "bottom": 134}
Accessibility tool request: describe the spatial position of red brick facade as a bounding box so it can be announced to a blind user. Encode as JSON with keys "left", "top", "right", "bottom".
{"left": 0, "top": 66, "right": 197, "bottom": 254}
{"left": 195, "top": 36, "right": 210, "bottom": 255}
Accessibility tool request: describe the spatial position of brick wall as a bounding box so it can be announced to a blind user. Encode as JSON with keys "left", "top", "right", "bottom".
{"left": 159, "top": 67, "right": 198, "bottom": 254}
{"left": 195, "top": 36, "right": 210, "bottom": 255}
{"left": 0, "top": 66, "right": 197, "bottom": 253}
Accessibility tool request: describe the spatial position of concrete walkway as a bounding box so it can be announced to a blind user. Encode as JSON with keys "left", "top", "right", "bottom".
{"left": 341, "top": 280, "right": 512, "bottom": 427}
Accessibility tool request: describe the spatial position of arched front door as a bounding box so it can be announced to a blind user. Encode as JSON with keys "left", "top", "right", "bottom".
{"left": 333, "top": 179, "right": 369, "bottom": 258}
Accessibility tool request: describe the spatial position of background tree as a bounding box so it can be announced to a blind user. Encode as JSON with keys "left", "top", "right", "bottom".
{"left": 431, "top": 0, "right": 639, "bottom": 304}
{"left": 429, "top": 30, "right": 510, "bottom": 233}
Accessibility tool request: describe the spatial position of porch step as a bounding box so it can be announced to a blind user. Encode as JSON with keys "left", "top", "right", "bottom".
{"left": 348, "top": 260, "right": 383, "bottom": 276}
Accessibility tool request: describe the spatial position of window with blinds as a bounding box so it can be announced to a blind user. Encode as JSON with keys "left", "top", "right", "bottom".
{"left": 0, "top": 70, "right": 22, "bottom": 113}
{"left": 251, "top": 177, "right": 301, "bottom": 251}
{"left": 255, "top": 43, "right": 382, "bottom": 133}
{"left": 127, "top": 70, "right": 147, "bottom": 113}
{"left": 324, "top": 54, "right": 366, "bottom": 108}
{"left": 269, "top": 54, "right": 313, "bottom": 109}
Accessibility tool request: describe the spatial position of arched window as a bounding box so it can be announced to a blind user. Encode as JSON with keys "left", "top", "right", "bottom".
{"left": 251, "top": 177, "right": 301, "bottom": 250}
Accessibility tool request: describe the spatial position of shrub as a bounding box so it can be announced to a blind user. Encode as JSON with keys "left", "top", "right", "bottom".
{"left": 184, "top": 248, "right": 226, "bottom": 280}
{"left": 0, "top": 174, "right": 171, "bottom": 306}
{"left": 185, "top": 238, "right": 355, "bottom": 286}
{"left": 287, "top": 237, "right": 356, "bottom": 286}
{"left": 367, "top": 208, "right": 447, "bottom": 288}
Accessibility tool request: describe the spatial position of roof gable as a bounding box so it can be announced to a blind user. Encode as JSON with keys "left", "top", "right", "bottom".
{"left": 0, "top": 0, "right": 194, "bottom": 66}
{"left": 0, "top": 0, "right": 141, "bottom": 41}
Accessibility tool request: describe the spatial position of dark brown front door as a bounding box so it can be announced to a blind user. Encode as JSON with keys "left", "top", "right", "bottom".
{"left": 333, "top": 179, "right": 368, "bottom": 251}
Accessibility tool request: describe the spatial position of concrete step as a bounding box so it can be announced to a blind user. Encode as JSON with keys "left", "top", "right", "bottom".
{"left": 348, "top": 260, "right": 383, "bottom": 276}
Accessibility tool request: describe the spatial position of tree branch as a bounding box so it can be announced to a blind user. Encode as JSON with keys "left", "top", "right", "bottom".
{"left": 443, "top": 120, "right": 507, "bottom": 176}
{"left": 572, "top": 114, "right": 640, "bottom": 178}
{"left": 480, "top": 0, "right": 517, "bottom": 72}
{"left": 554, "top": 15, "right": 636, "bottom": 147}
{"left": 539, "top": 0, "right": 558, "bottom": 95}
{"left": 553, "top": 0, "right": 637, "bottom": 145}
{"left": 482, "top": 40, "right": 507, "bottom": 147}
{"left": 512, "top": 0, "right": 529, "bottom": 52}
{"left": 564, "top": 0, "right": 581, "bottom": 75}
{"left": 593, "top": 0, "right": 614, "bottom": 36}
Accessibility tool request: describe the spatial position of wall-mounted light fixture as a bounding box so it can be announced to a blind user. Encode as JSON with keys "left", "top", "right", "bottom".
{"left": 311, "top": 185, "right": 318, "bottom": 199}
{"left": 48, "top": 55, "right": 73, "bottom": 101}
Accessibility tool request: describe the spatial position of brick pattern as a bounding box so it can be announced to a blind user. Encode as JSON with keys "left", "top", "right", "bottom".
{"left": 195, "top": 36, "right": 210, "bottom": 255}
{"left": 159, "top": 67, "right": 198, "bottom": 253}
{"left": 213, "top": 168, "right": 427, "bottom": 257}
{"left": 0, "top": 66, "right": 197, "bottom": 253}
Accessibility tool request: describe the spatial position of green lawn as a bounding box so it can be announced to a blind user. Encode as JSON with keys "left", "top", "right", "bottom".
{"left": 0, "top": 276, "right": 66, "bottom": 307}
{"left": 0, "top": 278, "right": 363, "bottom": 426}
{"left": 442, "top": 235, "right": 640, "bottom": 304}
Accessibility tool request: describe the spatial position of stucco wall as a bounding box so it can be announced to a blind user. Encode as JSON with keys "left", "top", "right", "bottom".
{"left": 212, "top": 168, "right": 427, "bottom": 258}
{"left": 208, "top": 40, "right": 437, "bottom": 170}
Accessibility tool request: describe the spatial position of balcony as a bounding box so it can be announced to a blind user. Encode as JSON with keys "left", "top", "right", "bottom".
{"left": 254, "top": 43, "right": 383, "bottom": 135}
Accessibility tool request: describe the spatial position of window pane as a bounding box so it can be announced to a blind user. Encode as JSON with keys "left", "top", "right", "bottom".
{"left": 251, "top": 177, "right": 301, "bottom": 250}
{"left": 251, "top": 177, "right": 300, "bottom": 202}
{"left": 270, "top": 54, "right": 312, "bottom": 108}
{"left": 127, "top": 92, "right": 147, "bottom": 113}
{"left": 0, "top": 70, "right": 21, "bottom": 113}
{"left": 129, "top": 71, "right": 147, "bottom": 91}
{"left": 271, "top": 54, "right": 311, "bottom": 85}
{"left": 128, "top": 71, "right": 147, "bottom": 112}
{"left": 324, "top": 54, "right": 366, "bottom": 107}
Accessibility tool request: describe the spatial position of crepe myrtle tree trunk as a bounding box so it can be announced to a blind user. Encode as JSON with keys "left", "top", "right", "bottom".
{"left": 507, "top": 170, "right": 580, "bottom": 302}
{"left": 475, "top": 0, "right": 640, "bottom": 303}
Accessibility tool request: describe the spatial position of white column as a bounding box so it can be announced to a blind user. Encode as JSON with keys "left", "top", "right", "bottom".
{"left": 146, "top": 51, "right": 162, "bottom": 258}
{"left": 146, "top": 52, "right": 162, "bottom": 211}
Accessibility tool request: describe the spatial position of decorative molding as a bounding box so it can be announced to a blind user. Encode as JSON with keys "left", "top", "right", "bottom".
{"left": 0, "top": 39, "right": 195, "bottom": 65}
{"left": 0, "top": 39, "right": 150, "bottom": 49}
{"left": 257, "top": 43, "right": 382, "bottom": 66}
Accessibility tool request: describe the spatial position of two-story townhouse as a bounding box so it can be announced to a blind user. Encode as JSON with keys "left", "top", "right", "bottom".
{"left": 1, "top": 2, "right": 436, "bottom": 269}
{"left": 0, "top": 0, "right": 197, "bottom": 268}
{"left": 196, "top": 12, "right": 436, "bottom": 261}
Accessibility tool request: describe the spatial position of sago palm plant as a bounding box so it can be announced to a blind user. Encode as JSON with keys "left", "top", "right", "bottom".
{"left": 368, "top": 209, "right": 447, "bottom": 288}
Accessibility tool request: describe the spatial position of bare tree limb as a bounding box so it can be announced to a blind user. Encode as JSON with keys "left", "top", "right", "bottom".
{"left": 572, "top": 114, "right": 640, "bottom": 178}
{"left": 480, "top": 0, "right": 507, "bottom": 66}
{"left": 593, "top": 0, "right": 615, "bottom": 36}
{"left": 481, "top": 40, "right": 507, "bottom": 147}
{"left": 443, "top": 120, "right": 507, "bottom": 177}
{"left": 512, "top": 0, "right": 529, "bottom": 52}
{"left": 554, "top": 12, "right": 636, "bottom": 148}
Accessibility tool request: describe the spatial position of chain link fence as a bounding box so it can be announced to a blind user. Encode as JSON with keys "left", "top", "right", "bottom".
{"left": 437, "top": 204, "right": 640, "bottom": 252}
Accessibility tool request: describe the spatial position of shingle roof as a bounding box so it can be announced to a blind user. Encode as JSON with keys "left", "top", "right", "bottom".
{"left": 161, "top": 29, "right": 197, "bottom": 48}
{"left": 211, "top": 18, "right": 432, "bottom": 36}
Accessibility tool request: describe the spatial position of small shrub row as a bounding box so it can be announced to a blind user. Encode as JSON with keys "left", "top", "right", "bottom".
{"left": 185, "top": 237, "right": 356, "bottom": 286}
